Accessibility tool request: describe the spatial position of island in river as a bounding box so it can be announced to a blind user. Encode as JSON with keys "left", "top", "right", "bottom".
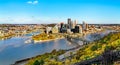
{"left": 32, "top": 33, "right": 65, "bottom": 43}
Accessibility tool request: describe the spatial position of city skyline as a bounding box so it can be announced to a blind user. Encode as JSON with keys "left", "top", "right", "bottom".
{"left": 0, "top": 0, "right": 120, "bottom": 24}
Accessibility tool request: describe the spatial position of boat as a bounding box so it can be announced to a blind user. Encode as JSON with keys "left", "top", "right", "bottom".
{"left": 25, "top": 39, "right": 31, "bottom": 43}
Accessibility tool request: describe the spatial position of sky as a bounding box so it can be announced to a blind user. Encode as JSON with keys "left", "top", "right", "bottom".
{"left": 0, "top": 0, "right": 120, "bottom": 24}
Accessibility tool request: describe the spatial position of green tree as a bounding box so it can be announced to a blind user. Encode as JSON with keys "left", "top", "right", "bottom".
{"left": 90, "top": 45, "right": 98, "bottom": 51}
{"left": 104, "top": 45, "right": 113, "bottom": 51}
{"left": 39, "top": 59, "right": 44, "bottom": 65}
{"left": 33, "top": 60, "right": 40, "bottom": 65}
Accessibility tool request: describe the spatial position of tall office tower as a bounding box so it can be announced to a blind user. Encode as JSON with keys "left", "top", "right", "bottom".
{"left": 67, "top": 18, "right": 73, "bottom": 29}
{"left": 82, "top": 21, "right": 86, "bottom": 30}
{"left": 74, "top": 20, "right": 77, "bottom": 25}
{"left": 71, "top": 21, "right": 74, "bottom": 29}
{"left": 73, "top": 20, "right": 77, "bottom": 28}
{"left": 68, "top": 18, "right": 71, "bottom": 29}
{"left": 68, "top": 18, "right": 71, "bottom": 24}
{"left": 79, "top": 25, "right": 83, "bottom": 33}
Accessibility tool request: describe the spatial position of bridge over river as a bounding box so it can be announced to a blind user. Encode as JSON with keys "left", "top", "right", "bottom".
{"left": 65, "top": 35, "right": 90, "bottom": 46}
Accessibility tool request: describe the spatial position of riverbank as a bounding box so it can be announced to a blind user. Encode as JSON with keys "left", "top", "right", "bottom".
{"left": 0, "top": 33, "right": 15, "bottom": 40}
{"left": 0, "top": 29, "right": 40, "bottom": 41}
{"left": 0, "top": 33, "right": 31, "bottom": 40}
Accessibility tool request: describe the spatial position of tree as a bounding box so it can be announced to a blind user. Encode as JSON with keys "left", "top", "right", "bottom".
{"left": 33, "top": 60, "right": 40, "bottom": 65}
{"left": 104, "top": 45, "right": 113, "bottom": 51}
{"left": 39, "top": 59, "right": 44, "bottom": 65}
{"left": 90, "top": 45, "right": 98, "bottom": 51}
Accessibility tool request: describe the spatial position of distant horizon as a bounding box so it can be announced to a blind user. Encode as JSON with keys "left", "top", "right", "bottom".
{"left": 0, "top": 22, "right": 120, "bottom": 25}
{"left": 0, "top": 0, "right": 120, "bottom": 24}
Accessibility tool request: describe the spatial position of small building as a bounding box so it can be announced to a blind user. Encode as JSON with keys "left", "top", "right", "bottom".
{"left": 46, "top": 27, "right": 52, "bottom": 34}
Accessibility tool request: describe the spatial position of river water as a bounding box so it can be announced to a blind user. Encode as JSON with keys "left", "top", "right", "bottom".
{"left": 0, "top": 30, "right": 115, "bottom": 65}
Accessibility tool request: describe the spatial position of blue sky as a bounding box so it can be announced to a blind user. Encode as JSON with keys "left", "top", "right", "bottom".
{"left": 0, "top": 0, "right": 120, "bottom": 24}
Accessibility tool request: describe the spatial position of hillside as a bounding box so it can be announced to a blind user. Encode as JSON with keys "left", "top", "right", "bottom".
{"left": 25, "top": 32, "right": 120, "bottom": 65}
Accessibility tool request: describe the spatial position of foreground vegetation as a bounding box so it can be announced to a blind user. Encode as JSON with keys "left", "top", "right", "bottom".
{"left": 25, "top": 50, "right": 65, "bottom": 65}
{"left": 74, "top": 32, "right": 120, "bottom": 65}
{"left": 26, "top": 32, "right": 120, "bottom": 65}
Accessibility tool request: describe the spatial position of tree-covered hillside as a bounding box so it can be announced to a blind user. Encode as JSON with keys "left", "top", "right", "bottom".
{"left": 26, "top": 32, "right": 120, "bottom": 65}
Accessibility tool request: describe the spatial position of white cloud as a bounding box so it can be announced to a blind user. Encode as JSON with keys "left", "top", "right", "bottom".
{"left": 27, "top": 1, "right": 33, "bottom": 4}
{"left": 27, "top": 0, "right": 38, "bottom": 5}
{"left": 33, "top": 1, "right": 38, "bottom": 4}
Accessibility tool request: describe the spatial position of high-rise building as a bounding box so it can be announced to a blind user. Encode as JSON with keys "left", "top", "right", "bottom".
{"left": 82, "top": 21, "right": 89, "bottom": 30}
{"left": 73, "top": 20, "right": 77, "bottom": 29}
{"left": 74, "top": 20, "right": 77, "bottom": 25}
{"left": 82, "top": 21, "right": 86, "bottom": 30}
{"left": 67, "top": 18, "right": 73, "bottom": 29}
{"left": 79, "top": 25, "right": 82, "bottom": 33}
{"left": 71, "top": 21, "right": 74, "bottom": 29}
{"left": 68, "top": 18, "right": 71, "bottom": 25}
